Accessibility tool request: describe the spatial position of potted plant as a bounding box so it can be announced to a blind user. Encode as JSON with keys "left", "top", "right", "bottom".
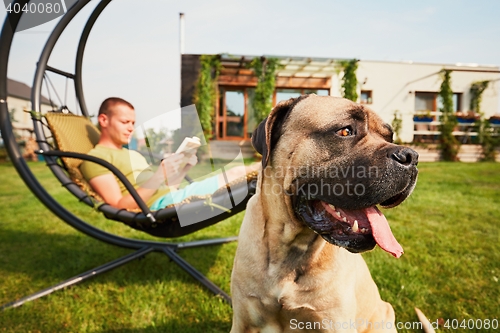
{"left": 455, "top": 111, "right": 480, "bottom": 124}
{"left": 488, "top": 114, "right": 500, "bottom": 125}
{"left": 413, "top": 110, "right": 433, "bottom": 122}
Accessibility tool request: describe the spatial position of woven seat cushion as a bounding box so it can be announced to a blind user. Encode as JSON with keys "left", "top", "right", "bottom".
{"left": 45, "top": 112, "right": 100, "bottom": 167}
{"left": 45, "top": 112, "right": 103, "bottom": 201}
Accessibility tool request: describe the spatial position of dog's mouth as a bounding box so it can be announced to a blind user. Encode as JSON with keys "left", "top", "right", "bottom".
{"left": 294, "top": 192, "right": 407, "bottom": 258}
{"left": 379, "top": 190, "right": 407, "bottom": 209}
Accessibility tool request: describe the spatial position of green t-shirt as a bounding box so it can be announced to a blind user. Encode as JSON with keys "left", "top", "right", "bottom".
{"left": 79, "top": 144, "right": 169, "bottom": 207}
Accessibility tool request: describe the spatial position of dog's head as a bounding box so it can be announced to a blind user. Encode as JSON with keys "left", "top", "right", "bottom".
{"left": 252, "top": 94, "right": 418, "bottom": 257}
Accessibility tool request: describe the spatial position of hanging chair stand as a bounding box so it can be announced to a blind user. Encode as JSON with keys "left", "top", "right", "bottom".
{"left": 0, "top": 0, "right": 256, "bottom": 309}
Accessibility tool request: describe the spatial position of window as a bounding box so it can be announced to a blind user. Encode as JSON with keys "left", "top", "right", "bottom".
{"left": 360, "top": 90, "right": 372, "bottom": 104}
{"left": 276, "top": 89, "right": 302, "bottom": 103}
{"left": 304, "top": 89, "right": 329, "bottom": 96}
{"left": 224, "top": 90, "right": 245, "bottom": 138}
{"left": 276, "top": 88, "right": 329, "bottom": 104}
{"left": 415, "top": 92, "right": 436, "bottom": 111}
{"left": 217, "top": 88, "right": 259, "bottom": 139}
{"left": 437, "top": 93, "right": 462, "bottom": 112}
{"left": 415, "top": 92, "right": 462, "bottom": 112}
{"left": 246, "top": 88, "right": 256, "bottom": 138}
{"left": 216, "top": 87, "right": 330, "bottom": 140}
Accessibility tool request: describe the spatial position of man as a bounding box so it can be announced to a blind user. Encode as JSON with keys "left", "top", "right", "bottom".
{"left": 80, "top": 97, "right": 255, "bottom": 210}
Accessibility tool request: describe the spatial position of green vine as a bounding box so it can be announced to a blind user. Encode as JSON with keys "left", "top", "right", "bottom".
{"left": 469, "top": 80, "right": 489, "bottom": 113}
{"left": 248, "top": 57, "right": 282, "bottom": 126}
{"left": 438, "top": 70, "right": 460, "bottom": 161}
{"left": 339, "top": 59, "right": 358, "bottom": 101}
{"left": 470, "top": 80, "right": 499, "bottom": 161}
{"left": 391, "top": 110, "right": 403, "bottom": 144}
{"left": 478, "top": 119, "right": 499, "bottom": 161}
{"left": 193, "top": 54, "right": 221, "bottom": 139}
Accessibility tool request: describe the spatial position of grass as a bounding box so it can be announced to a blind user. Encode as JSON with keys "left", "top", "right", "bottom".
{"left": 0, "top": 161, "right": 499, "bottom": 332}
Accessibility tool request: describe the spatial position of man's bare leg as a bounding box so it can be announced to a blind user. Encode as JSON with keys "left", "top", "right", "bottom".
{"left": 216, "top": 163, "right": 260, "bottom": 187}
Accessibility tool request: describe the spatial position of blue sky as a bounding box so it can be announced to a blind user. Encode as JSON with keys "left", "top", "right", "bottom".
{"left": 2, "top": 0, "right": 500, "bottom": 125}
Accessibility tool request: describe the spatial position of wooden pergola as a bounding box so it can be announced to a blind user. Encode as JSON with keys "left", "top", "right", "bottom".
{"left": 218, "top": 54, "right": 341, "bottom": 90}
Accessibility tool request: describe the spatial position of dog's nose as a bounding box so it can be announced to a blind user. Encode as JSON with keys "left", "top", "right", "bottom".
{"left": 389, "top": 147, "right": 419, "bottom": 167}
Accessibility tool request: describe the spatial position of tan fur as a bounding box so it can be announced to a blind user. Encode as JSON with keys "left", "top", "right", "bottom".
{"left": 231, "top": 96, "right": 404, "bottom": 333}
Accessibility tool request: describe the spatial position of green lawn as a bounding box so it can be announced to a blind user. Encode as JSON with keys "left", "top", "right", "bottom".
{"left": 0, "top": 161, "right": 499, "bottom": 332}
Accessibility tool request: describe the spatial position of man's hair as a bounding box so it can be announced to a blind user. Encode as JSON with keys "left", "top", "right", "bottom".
{"left": 98, "top": 97, "right": 134, "bottom": 117}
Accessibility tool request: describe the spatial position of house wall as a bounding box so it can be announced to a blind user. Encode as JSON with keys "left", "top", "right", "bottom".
{"left": 181, "top": 54, "right": 500, "bottom": 143}
{"left": 181, "top": 54, "right": 201, "bottom": 108}
{"left": 354, "top": 61, "right": 500, "bottom": 143}
{"left": 7, "top": 96, "right": 53, "bottom": 137}
{"left": 7, "top": 96, "right": 32, "bottom": 130}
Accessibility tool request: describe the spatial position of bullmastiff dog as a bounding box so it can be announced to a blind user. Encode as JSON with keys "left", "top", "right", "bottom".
{"left": 230, "top": 95, "right": 418, "bottom": 333}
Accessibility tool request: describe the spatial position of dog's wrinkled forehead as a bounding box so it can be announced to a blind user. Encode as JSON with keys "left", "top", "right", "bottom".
{"left": 285, "top": 95, "right": 367, "bottom": 131}
{"left": 252, "top": 95, "right": 374, "bottom": 167}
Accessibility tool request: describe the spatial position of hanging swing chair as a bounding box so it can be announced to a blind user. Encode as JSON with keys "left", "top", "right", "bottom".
{"left": 0, "top": 0, "right": 258, "bottom": 309}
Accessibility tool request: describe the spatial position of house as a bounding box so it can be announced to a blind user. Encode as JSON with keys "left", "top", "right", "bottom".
{"left": 181, "top": 54, "right": 500, "bottom": 146}
{"left": 356, "top": 60, "right": 500, "bottom": 143}
{"left": 6, "top": 78, "right": 53, "bottom": 138}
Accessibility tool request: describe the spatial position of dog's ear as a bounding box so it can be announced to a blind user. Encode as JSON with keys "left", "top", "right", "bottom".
{"left": 251, "top": 117, "right": 269, "bottom": 167}
{"left": 252, "top": 95, "right": 309, "bottom": 167}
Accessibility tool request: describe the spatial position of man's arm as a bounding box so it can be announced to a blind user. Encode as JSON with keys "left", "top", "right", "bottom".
{"left": 89, "top": 173, "right": 157, "bottom": 210}
{"left": 88, "top": 153, "right": 197, "bottom": 210}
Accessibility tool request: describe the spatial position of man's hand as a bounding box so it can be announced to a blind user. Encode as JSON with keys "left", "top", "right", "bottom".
{"left": 182, "top": 153, "right": 198, "bottom": 172}
{"left": 160, "top": 152, "right": 197, "bottom": 188}
{"left": 161, "top": 153, "right": 184, "bottom": 175}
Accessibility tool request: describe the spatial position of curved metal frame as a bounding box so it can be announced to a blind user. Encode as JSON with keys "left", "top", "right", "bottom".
{"left": 0, "top": 0, "right": 246, "bottom": 308}
{"left": 30, "top": 0, "right": 169, "bottom": 250}
{"left": 74, "top": 0, "right": 113, "bottom": 117}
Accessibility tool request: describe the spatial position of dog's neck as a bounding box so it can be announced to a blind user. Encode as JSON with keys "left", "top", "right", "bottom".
{"left": 258, "top": 169, "right": 340, "bottom": 276}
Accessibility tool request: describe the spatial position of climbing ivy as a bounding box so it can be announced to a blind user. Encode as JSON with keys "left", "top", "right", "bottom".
{"left": 469, "top": 80, "right": 489, "bottom": 113}
{"left": 193, "top": 54, "right": 221, "bottom": 139}
{"left": 477, "top": 118, "right": 499, "bottom": 161}
{"left": 391, "top": 110, "right": 403, "bottom": 144}
{"left": 339, "top": 59, "right": 358, "bottom": 101}
{"left": 249, "top": 57, "right": 282, "bottom": 126}
{"left": 470, "top": 80, "right": 499, "bottom": 161}
{"left": 438, "top": 70, "right": 460, "bottom": 161}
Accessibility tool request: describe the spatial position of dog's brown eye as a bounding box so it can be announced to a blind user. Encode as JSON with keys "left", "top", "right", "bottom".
{"left": 336, "top": 127, "right": 353, "bottom": 137}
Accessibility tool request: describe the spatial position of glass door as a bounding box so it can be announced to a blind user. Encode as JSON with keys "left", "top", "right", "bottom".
{"left": 219, "top": 89, "right": 246, "bottom": 139}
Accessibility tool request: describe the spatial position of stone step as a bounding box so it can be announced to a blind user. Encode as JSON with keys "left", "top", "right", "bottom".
{"left": 412, "top": 145, "right": 500, "bottom": 162}
{"left": 460, "top": 146, "right": 482, "bottom": 151}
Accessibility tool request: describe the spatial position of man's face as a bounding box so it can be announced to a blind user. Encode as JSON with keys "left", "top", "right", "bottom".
{"left": 102, "top": 104, "right": 135, "bottom": 146}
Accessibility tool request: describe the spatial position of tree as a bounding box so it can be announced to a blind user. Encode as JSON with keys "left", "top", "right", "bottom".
{"left": 391, "top": 110, "right": 403, "bottom": 144}
{"left": 470, "top": 80, "right": 499, "bottom": 161}
{"left": 193, "top": 55, "right": 221, "bottom": 139}
{"left": 438, "top": 70, "right": 460, "bottom": 161}
{"left": 249, "top": 57, "right": 281, "bottom": 126}
{"left": 339, "top": 59, "right": 358, "bottom": 101}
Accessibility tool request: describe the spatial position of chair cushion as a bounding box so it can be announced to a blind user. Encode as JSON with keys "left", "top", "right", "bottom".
{"left": 44, "top": 112, "right": 101, "bottom": 169}
{"left": 45, "top": 112, "right": 103, "bottom": 201}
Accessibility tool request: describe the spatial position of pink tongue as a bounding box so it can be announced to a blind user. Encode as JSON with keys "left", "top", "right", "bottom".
{"left": 364, "top": 207, "right": 404, "bottom": 258}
